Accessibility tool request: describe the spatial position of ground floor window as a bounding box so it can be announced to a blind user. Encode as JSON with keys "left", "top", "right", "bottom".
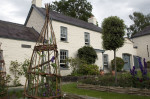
{"left": 103, "top": 54, "right": 108, "bottom": 68}
{"left": 60, "top": 50, "right": 68, "bottom": 68}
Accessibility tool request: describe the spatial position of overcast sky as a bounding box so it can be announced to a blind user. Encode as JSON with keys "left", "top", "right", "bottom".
{"left": 0, "top": 0, "right": 150, "bottom": 27}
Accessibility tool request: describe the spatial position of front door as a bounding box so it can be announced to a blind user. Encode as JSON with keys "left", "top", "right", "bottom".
{"left": 123, "top": 54, "right": 130, "bottom": 70}
{"left": 133, "top": 56, "right": 141, "bottom": 69}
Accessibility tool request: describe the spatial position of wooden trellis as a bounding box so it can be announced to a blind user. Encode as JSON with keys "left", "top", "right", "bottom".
{"left": 24, "top": 4, "right": 62, "bottom": 99}
{"left": 0, "top": 43, "right": 7, "bottom": 96}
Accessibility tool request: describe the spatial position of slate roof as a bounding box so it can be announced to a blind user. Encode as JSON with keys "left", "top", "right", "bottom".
{"left": 25, "top": 5, "right": 102, "bottom": 33}
{"left": 0, "top": 20, "right": 39, "bottom": 42}
{"left": 131, "top": 25, "right": 150, "bottom": 38}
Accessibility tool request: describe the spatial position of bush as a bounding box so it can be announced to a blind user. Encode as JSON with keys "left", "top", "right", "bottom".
{"left": 111, "top": 57, "right": 125, "bottom": 71}
{"left": 77, "top": 46, "right": 97, "bottom": 64}
{"left": 78, "top": 64, "right": 99, "bottom": 75}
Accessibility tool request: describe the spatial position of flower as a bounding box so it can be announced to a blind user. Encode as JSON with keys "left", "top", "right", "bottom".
{"left": 51, "top": 56, "right": 55, "bottom": 63}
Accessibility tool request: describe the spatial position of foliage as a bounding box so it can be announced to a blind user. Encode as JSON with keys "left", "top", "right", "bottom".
{"left": 111, "top": 57, "right": 125, "bottom": 71}
{"left": 80, "top": 72, "right": 150, "bottom": 89}
{"left": 66, "top": 57, "right": 86, "bottom": 75}
{"left": 102, "top": 16, "right": 125, "bottom": 84}
{"left": 130, "top": 58, "right": 150, "bottom": 89}
{"left": 9, "top": 60, "right": 23, "bottom": 86}
{"left": 102, "top": 16, "right": 125, "bottom": 51}
{"left": 77, "top": 46, "right": 97, "bottom": 64}
{"left": 50, "top": 0, "right": 93, "bottom": 22}
{"left": 21, "top": 59, "right": 30, "bottom": 78}
{"left": 127, "top": 12, "right": 150, "bottom": 36}
{"left": 78, "top": 64, "right": 99, "bottom": 75}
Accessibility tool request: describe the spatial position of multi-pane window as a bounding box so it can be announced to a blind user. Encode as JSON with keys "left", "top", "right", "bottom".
{"left": 60, "top": 26, "right": 67, "bottom": 41}
{"left": 60, "top": 50, "right": 68, "bottom": 68}
{"left": 84, "top": 32, "right": 90, "bottom": 45}
{"left": 103, "top": 54, "right": 108, "bottom": 68}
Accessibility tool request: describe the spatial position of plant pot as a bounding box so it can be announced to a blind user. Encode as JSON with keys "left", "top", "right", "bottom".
{"left": 112, "top": 70, "right": 115, "bottom": 76}
{"left": 100, "top": 71, "right": 104, "bottom": 75}
{"left": 147, "top": 62, "right": 150, "bottom": 68}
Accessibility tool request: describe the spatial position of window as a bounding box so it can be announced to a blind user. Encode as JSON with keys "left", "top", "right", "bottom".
{"left": 21, "top": 44, "right": 31, "bottom": 48}
{"left": 60, "top": 50, "right": 68, "bottom": 68}
{"left": 84, "top": 32, "right": 90, "bottom": 45}
{"left": 60, "top": 26, "right": 67, "bottom": 41}
{"left": 103, "top": 54, "right": 108, "bottom": 68}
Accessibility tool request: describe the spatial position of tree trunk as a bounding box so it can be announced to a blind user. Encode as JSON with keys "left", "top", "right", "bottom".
{"left": 114, "top": 49, "right": 117, "bottom": 85}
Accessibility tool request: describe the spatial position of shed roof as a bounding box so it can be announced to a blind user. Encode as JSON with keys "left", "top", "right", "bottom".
{"left": 0, "top": 20, "right": 39, "bottom": 42}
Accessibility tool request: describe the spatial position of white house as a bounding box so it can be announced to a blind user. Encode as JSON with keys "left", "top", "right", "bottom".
{"left": 24, "top": 0, "right": 138, "bottom": 75}
{"left": 0, "top": 0, "right": 144, "bottom": 85}
{"left": 132, "top": 25, "right": 150, "bottom": 68}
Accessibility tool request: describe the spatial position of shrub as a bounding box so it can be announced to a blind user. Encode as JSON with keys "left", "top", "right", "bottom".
{"left": 77, "top": 46, "right": 97, "bottom": 64}
{"left": 78, "top": 64, "right": 99, "bottom": 75}
{"left": 111, "top": 57, "right": 125, "bottom": 71}
{"left": 9, "top": 60, "right": 23, "bottom": 86}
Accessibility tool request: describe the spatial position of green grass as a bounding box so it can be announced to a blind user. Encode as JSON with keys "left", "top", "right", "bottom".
{"left": 62, "top": 83, "right": 150, "bottom": 99}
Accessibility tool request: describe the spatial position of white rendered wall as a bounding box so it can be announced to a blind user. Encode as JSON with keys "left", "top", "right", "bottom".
{"left": 132, "top": 35, "right": 150, "bottom": 62}
{"left": 0, "top": 38, "right": 36, "bottom": 85}
{"left": 26, "top": 8, "right": 138, "bottom": 75}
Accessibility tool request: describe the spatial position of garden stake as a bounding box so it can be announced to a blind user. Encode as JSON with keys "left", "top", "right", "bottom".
{"left": 24, "top": 4, "right": 62, "bottom": 99}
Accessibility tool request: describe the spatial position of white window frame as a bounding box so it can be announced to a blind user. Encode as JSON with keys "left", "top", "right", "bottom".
{"left": 60, "top": 26, "right": 67, "bottom": 42}
{"left": 60, "top": 50, "right": 68, "bottom": 68}
{"left": 84, "top": 32, "right": 90, "bottom": 45}
{"left": 103, "top": 54, "right": 108, "bottom": 67}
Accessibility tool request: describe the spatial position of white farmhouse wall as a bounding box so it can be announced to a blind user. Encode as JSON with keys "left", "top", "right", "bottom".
{"left": 26, "top": 9, "right": 103, "bottom": 75}
{"left": 132, "top": 35, "right": 150, "bottom": 61}
{"left": 26, "top": 8, "right": 45, "bottom": 33}
{"left": 52, "top": 21, "right": 103, "bottom": 75}
{"left": 26, "top": 8, "right": 137, "bottom": 75}
{"left": 0, "top": 38, "right": 36, "bottom": 85}
{"left": 104, "top": 38, "right": 137, "bottom": 70}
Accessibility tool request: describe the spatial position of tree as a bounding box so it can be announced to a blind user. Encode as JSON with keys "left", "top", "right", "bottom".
{"left": 77, "top": 46, "right": 97, "bottom": 64}
{"left": 50, "top": 0, "right": 93, "bottom": 22}
{"left": 102, "top": 16, "right": 125, "bottom": 84}
{"left": 127, "top": 12, "right": 150, "bottom": 36}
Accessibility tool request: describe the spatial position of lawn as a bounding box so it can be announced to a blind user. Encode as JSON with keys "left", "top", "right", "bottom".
{"left": 62, "top": 83, "right": 150, "bottom": 99}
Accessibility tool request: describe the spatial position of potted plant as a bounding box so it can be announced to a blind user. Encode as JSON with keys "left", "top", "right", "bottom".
{"left": 147, "top": 61, "right": 150, "bottom": 68}
{"left": 100, "top": 68, "right": 104, "bottom": 75}
{"left": 111, "top": 69, "right": 115, "bottom": 76}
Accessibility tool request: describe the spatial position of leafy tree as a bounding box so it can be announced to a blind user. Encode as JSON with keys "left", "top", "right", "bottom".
{"left": 127, "top": 12, "right": 150, "bottom": 36}
{"left": 102, "top": 16, "right": 125, "bottom": 84}
{"left": 50, "top": 0, "right": 93, "bottom": 22}
{"left": 77, "top": 46, "right": 97, "bottom": 64}
{"left": 9, "top": 60, "right": 23, "bottom": 86}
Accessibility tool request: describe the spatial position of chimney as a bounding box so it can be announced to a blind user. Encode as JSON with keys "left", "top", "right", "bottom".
{"left": 32, "top": 0, "right": 42, "bottom": 8}
{"left": 88, "top": 16, "right": 97, "bottom": 25}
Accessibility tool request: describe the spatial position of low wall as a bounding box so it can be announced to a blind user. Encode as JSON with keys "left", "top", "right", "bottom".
{"left": 77, "top": 84, "right": 150, "bottom": 96}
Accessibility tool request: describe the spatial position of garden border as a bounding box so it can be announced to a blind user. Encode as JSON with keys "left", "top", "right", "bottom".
{"left": 77, "top": 84, "right": 150, "bottom": 96}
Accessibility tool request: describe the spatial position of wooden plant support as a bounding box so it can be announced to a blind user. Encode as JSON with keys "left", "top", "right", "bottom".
{"left": 24, "top": 4, "right": 62, "bottom": 99}
{"left": 0, "top": 43, "right": 7, "bottom": 96}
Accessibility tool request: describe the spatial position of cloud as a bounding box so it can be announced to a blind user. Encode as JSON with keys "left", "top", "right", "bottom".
{"left": 0, "top": 0, "right": 150, "bottom": 27}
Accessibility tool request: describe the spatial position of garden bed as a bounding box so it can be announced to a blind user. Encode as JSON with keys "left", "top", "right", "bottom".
{"left": 77, "top": 84, "right": 150, "bottom": 96}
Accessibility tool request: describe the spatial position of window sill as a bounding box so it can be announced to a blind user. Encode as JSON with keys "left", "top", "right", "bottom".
{"left": 60, "top": 67, "right": 70, "bottom": 70}
{"left": 60, "top": 41, "right": 69, "bottom": 43}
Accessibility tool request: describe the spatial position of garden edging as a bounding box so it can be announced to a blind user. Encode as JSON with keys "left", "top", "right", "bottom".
{"left": 77, "top": 84, "right": 150, "bottom": 96}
